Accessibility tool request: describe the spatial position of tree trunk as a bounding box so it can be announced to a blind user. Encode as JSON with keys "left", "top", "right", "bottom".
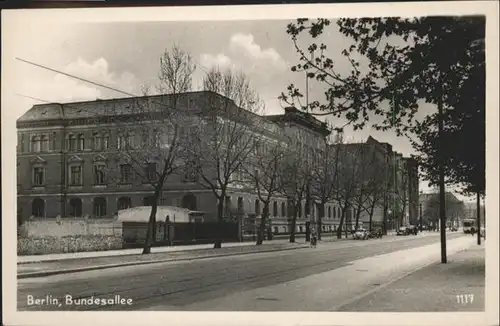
{"left": 368, "top": 201, "right": 376, "bottom": 232}
{"left": 289, "top": 204, "right": 297, "bottom": 243}
{"left": 382, "top": 198, "right": 388, "bottom": 235}
{"left": 256, "top": 202, "right": 269, "bottom": 245}
{"left": 483, "top": 198, "right": 486, "bottom": 240}
{"left": 476, "top": 191, "right": 481, "bottom": 245}
{"left": 355, "top": 206, "right": 362, "bottom": 230}
{"left": 214, "top": 195, "right": 224, "bottom": 249}
{"left": 318, "top": 203, "right": 325, "bottom": 240}
{"left": 142, "top": 190, "right": 160, "bottom": 254}
{"left": 336, "top": 208, "right": 346, "bottom": 239}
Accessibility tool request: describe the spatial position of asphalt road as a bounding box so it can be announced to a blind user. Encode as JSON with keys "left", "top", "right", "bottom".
{"left": 18, "top": 233, "right": 465, "bottom": 311}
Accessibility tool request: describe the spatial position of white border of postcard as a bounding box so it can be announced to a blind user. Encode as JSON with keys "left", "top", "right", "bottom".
{"left": 2, "top": 2, "right": 499, "bottom": 326}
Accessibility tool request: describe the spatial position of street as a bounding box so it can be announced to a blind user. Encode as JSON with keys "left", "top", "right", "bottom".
{"left": 17, "top": 232, "right": 483, "bottom": 311}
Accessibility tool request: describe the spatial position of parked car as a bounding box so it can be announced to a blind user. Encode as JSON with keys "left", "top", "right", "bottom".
{"left": 397, "top": 226, "right": 407, "bottom": 236}
{"left": 451, "top": 226, "right": 458, "bottom": 232}
{"left": 407, "top": 225, "right": 418, "bottom": 235}
{"left": 353, "top": 229, "right": 369, "bottom": 240}
{"left": 369, "top": 228, "right": 383, "bottom": 239}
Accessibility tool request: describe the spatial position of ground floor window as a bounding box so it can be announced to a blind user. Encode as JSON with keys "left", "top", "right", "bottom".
{"left": 69, "top": 198, "right": 82, "bottom": 217}
{"left": 32, "top": 198, "right": 45, "bottom": 217}
{"left": 93, "top": 197, "right": 107, "bottom": 217}
{"left": 117, "top": 196, "right": 132, "bottom": 210}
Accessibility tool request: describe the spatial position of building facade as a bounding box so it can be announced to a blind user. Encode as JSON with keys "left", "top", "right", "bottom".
{"left": 17, "top": 92, "right": 352, "bottom": 236}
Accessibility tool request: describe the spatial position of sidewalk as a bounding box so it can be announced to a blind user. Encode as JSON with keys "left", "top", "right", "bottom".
{"left": 18, "top": 234, "right": 345, "bottom": 264}
{"left": 17, "top": 240, "right": 312, "bottom": 279}
{"left": 339, "top": 241, "right": 485, "bottom": 311}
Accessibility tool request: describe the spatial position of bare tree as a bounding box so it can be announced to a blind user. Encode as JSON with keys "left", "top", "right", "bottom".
{"left": 332, "top": 142, "right": 363, "bottom": 239}
{"left": 278, "top": 136, "right": 311, "bottom": 243}
{"left": 362, "top": 155, "right": 390, "bottom": 232}
{"left": 243, "top": 138, "right": 286, "bottom": 245}
{"left": 391, "top": 167, "right": 409, "bottom": 230}
{"left": 310, "top": 142, "right": 337, "bottom": 240}
{"left": 114, "top": 45, "right": 196, "bottom": 254}
{"left": 190, "top": 67, "right": 263, "bottom": 248}
{"left": 350, "top": 146, "right": 375, "bottom": 230}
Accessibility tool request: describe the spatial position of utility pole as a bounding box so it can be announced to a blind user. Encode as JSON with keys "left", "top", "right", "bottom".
{"left": 419, "top": 202, "right": 423, "bottom": 232}
{"left": 476, "top": 191, "right": 481, "bottom": 245}
{"left": 483, "top": 196, "right": 486, "bottom": 240}
{"left": 437, "top": 77, "right": 447, "bottom": 264}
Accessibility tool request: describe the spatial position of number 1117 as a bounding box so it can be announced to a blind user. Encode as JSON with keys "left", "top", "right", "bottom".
{"left": 456, "top": 294, "right": 474, "bottom": 304}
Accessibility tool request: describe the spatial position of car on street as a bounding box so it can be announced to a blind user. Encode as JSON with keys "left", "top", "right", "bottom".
{"left": 397, "top": 226, "right": 408, "bottom": 236}
{"left": 353, "top": 228, "right": 369, "bottom": 240}
{"left": 369, "top": 228, "right": 383, "bottom": 238}
{"left": 407, "top": 225, "right": 418, "bottom": 235}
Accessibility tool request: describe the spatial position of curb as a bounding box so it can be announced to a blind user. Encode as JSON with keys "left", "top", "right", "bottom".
{"left": 17, "top": 244, "right": 309, "bottom": 279}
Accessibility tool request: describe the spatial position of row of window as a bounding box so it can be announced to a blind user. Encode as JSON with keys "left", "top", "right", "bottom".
{"left": 30, "top": 195, "right": 156, "bottom": 218}
{"left": 25, "top": 131, "right": 169, "bottom": 153}
{"left": 227, "top": 196, "right": 346, "bottom": 220}
{"left": 32, "top": 163, "right": 197, "bottom": 187}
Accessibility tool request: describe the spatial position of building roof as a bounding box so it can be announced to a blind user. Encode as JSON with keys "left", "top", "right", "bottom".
{"left": 17, "top": 91, "right": 228, "bottom": 123}
{"left": 116, "top": 206, "right": 195, "bottom": 223}
{"left": 265, "top": 107, "right": 331, "bottom": 137}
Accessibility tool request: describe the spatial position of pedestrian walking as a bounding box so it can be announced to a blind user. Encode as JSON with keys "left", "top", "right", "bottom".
{"left": 310, "top": 229, "right": 318, "bottom": 248}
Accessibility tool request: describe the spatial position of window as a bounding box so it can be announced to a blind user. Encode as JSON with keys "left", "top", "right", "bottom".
{"left": 328, "top": 206, "right": 332, "bottom": 219}
{"left": 77, "top": 134, "right": 85, "bottom": 150}
{"left": 127, "top": 133, "right": 135, "bottom": 149}
{"left": 69, "top": 166, "right": 82, "bottom": 185}
{"left": 117, "top": 135, "right": 126, "bottom": 150}
{"left": 94, "top": 165, "right": 106, "bottom": 184}
{"left": 237, "top": 197, "right": 244, "bottom": 213}
{"left": 33, "top": 167, "right": 45, "bottom": 186}
{"left": 32, "top": 198, "right": 45, "bottom": 217}
{"left": 144, "top": 163, "right": 157, "bottom": 181}
{"left": 68, "top": 134, "right": 77, "bottom": 151}
{"left": 184, "top": 161, "right": 198, "bottom": 183}
{"left": 93, "top": 197, "right": 107, "bottom": 217}
{"left": 273, "top": 201, "right": 278, "bottom": 217}
{"left": 254, "top": 199, "right": 261, "bottom": 215}
{"left": 153, "top": 129, "right": 160, "bottom": 147}
{"left": 281, "top": 202, "right": 286, "bottom": 217}
{"left": 103, "top": 133, "right": 109, "bottom": 149}
{"left": 117, "top": 197, "right": 132, "bottom": 210}
{"left": 93, "top": 133, "right": 102, "bottom": 150}
{"left": 40, "top": 135, "right": 49, "bottom": 152}
{"left": 69, "top": 198, "right": 82, "bottom": 217}
{"left": 31, "top": 135, "right": 41, "bottom": 152}
{"left": 143, "top": 196, "right": 156, "bottom": 206}
{"left": 333, "top": 206, "right": 336, "bottom": 219}
{"left": 120, "top": 164, "right": 132, "bottom": 183}
{"left": 142, "top": 132, "right": 149, "bottom": 148}
{"left": 52, "top": 132, "right": 57, "bottom": 150}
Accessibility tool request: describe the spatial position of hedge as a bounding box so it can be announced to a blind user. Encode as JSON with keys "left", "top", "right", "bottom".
{"left": 18, "top": 235, "right": 123, "bottom": 255}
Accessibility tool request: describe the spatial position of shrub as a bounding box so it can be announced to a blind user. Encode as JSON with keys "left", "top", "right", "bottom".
{"left": 18, "top": 235, "right": 123, "bottom": 255}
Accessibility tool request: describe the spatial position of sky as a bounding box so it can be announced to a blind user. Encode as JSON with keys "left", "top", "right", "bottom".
{"left": 1, "top": 10, "right": 484, "bottom": 201}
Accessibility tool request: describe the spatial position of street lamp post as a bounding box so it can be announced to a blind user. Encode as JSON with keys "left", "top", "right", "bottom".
{"left": 419, "top": 202, "right": 423, "bottom": 232}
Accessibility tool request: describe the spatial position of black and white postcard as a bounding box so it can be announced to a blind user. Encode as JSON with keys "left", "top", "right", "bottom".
{"left": 2, "top": 2, "right": 499, "bottom": 326}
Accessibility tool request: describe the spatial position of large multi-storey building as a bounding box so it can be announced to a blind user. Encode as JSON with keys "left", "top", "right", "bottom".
{"left": 336, "top": 136, "right": 419, "bottom": 230}
{"left": 17, "top": 92, "right": 352, "bottom": 236}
